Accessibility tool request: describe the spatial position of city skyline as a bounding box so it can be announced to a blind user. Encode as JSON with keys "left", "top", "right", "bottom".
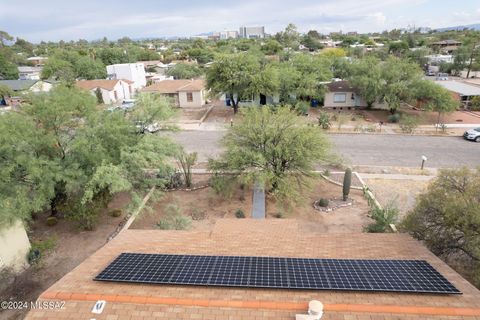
{"left": 1, "top": 0, "right": 480, "bottom": 42}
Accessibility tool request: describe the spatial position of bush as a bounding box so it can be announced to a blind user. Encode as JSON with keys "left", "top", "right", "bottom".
{"left": 45, "top": 216, "right": 58, "bottom": 226}
{"left": 364, "top": 204, "right": 399, "bottom": 233}
{"left": 108, "top": 209, "right": 122, "bottom": 217}
{"left": 156, "top": 203, "right": 192, "bottom": 230}
{"left": 274, "top": 212, "right": 285, "bottom": 218}
{"left": 318, "top": 198, "right": 329, "bottom": 207}
{"left": 318, "top": 112, "right": 331, "bottom": 129}
{"left": 322, "top": 169, "right": 330, "bottom": 177}
{"left": 210, "top": 174, "right": 235, "bottom": 199}
{"left": 388, "top": 113, "right": 401, "bottom": 123}
{"left": 28, "top": 236, "right": 57, "bottom": 264}
{"left": 295, "top": 101, "right": 309, "bottom": 115}
{"left": 235, "top": 209, "right": 245, "bottom": 218}
{"left": 399, "top": 115, "right": 419, "bottom": 134}
{"left": 190, "top": 207, "right": 206, "bottom": 220}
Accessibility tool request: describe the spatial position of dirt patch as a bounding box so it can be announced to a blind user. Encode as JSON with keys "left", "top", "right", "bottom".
{"left": 131, "top": 175, "right": 370, "bottom": 234}
{"left": 179, "top": 106, "right": 210, "bottom": 122}
{"left": 0, "top": 193, "right": 131, "bottom": 320}
{"left": 204, "top": 102, "right": 235, "bottom": 124}
{"left": 364, "top": 179, "right": 430, "bottom": 218}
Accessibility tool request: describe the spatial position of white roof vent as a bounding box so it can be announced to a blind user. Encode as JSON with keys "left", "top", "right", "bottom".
{"left": 295, "top": 300, "right": 323, "bottom": 320}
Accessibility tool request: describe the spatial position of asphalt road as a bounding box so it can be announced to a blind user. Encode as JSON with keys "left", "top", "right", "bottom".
{"left": 168, "top": 131, "right": 480, "bottom": 168}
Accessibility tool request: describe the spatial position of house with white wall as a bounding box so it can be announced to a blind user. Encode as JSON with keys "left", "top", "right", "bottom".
{"left": 18, "top": 66, "right": 43, "bottom": 80}
{"left": 142, "top": 79, "right": 207, "bottom": 108}
{"left": 106, "top": 63, "right": 146, "bottom": 90}
{"left": 76, "top": 79, "right": 134, "bottom": 104}
{"left": 324, "top": 80, "right": 386, "bottom": 109}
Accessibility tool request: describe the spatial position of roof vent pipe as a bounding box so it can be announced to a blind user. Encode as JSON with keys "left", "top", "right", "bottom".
{"left": 308, "top": 300, "right": 324, "bottom": 319}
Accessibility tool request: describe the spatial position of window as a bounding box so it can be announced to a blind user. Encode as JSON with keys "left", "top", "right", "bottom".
{"left": 186, "top": 92, "right": 193, "bottom": 102}
{"left": 114, "top": 91, "right": 118, "bottom": 100}
{"left": 333, "top": 93, "right": 346, "bottom": 103}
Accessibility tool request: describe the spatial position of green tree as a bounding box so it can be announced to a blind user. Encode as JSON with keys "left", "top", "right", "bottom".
{"left": 401, "top": 167, "right": 480, "bottom": 287}
{"left": 75, "top": 56, "right": 107, "bottom": 80}
{"left": 0, "top": 30, "right": 13, "bottom": 47}
{"left": 0, "top": 87, "right": 178, "bottom": 230}
{"left": 95, "top": 87, "right": 104, "bottom": 104}
{"left": 413, "top": 80, "right": 458, "bottom": 125}
{"left": 0, "top": 84, "right": 13, "bottom": 100}
{"left": 41, "top": 57, "right": 75, "bottom": 83}
{"left": 206, "top": 53, "right": 277, "bottom": 113}
{"left": 0, "top": 52, "right": 19, "bottom": 79}
{"left": 166, "top": 63, "right": 203, "bottom": 79}
{"left": 208, "top": 107, "right": 331, "bottom": 204}
{"left": 347, "top": 56, "right": 383, "bottom": 108}
{"left": 261, "top": 39, "right": 283, "bottom": 55}
{"left": 275, "top": 23, "right": 300, "bottom": 49}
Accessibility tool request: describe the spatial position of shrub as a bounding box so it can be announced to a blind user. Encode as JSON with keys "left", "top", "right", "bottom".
{"left": 210, "top": 174, "right": 235, "bottom": 199}
{"left": 399, "top": 115, "right": 419, "bottom": 134}
{"left": 295, "top": 101, "right": 309, "bottom": 115}
{"left": 108, "top": 209, "right": 122, "bottom": 217}
{"left": 28, "top": 236, "right": 57, "bottom": 264}
{"left": 471, "top": 96, "right": 480, "bottom": 111}
{"left": 318, "top": 112, "right": 331, "bottom": 129}
{"left": 156, "top": 203, "right": 192, "bottom": 230}
{"left": 351, "top": 114, "right": 357, "bottom": 121}
{"left": 388, "top": 113, "right": 400, "bottom": 123}
{"left": 364, "top": 204, "right": 399, "bottom": 233}
{"left": 342, "top": 168, "right": 352, "bottom": 201}
{"left": 318, "top": 198, "right": 329, "bottom": 207}
{"left": 322, "top": 169, "right": 330, "bottom": 177}
{"left": 274, "top": 212, "right": 285, "bottom": 218}
{"left": 190, "top": 207, "right": 206, "bottom": 220}
{"left": 45, "top": 216, "right": 58, "bottom": 226}
{"left": 235, "top": 209, "right": 245, "bottom": 218}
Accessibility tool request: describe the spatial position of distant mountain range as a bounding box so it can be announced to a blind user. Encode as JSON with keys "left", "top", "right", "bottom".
{"left": 436, "top": 23, "right": 480, "bottom": 32}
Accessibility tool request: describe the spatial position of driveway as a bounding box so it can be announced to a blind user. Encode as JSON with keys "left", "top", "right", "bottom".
{"left": 168, "top": 131, "right": 479, "bottom": 168}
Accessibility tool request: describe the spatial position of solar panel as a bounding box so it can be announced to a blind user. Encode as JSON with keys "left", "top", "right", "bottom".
{"left": 94, "top": 253, "right": 461, "bottom": 294}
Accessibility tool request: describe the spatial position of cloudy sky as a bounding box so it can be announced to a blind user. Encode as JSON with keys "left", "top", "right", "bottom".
{"left": 1, "top": 0, "right": 479, "bottom": 42}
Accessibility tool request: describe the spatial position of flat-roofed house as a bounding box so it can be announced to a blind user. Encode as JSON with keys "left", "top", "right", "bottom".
{"left": 142, "top": 79, "right": 207, "bottom": 108}
{"left": 324, "top": 80, "right": 386, "bottom": 109}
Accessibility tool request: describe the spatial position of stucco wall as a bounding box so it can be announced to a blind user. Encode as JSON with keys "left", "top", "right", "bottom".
{"left": 178, "top": 90, "right": 204, "bottom": 107}
{"left": 0, "top": 220, "right": 30, "bottom": 272}
{"left": 324, "top": 91, "right": 357, "bottom": 108}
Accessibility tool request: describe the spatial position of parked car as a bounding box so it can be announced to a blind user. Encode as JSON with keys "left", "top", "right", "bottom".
{"left": 436, "top": 73, "right": 449, "bottom": 80}
{"left": 120, "top": 99, "right": 135, "bottom": 111}
{"left": 425, "top": 70, "right": 435, "bottom": 76}
{"left": 463, "top": 127, "right": 480, "bottom": 142}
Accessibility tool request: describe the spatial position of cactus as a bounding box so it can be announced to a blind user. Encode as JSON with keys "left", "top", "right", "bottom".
{"left": 342, "top": 168, "right": 352, "bottom": 201}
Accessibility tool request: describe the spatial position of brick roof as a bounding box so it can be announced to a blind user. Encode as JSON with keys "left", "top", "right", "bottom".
{"left": 142, "top": 79, "right": 205, "bottom": 94}
{"left": 76, "top": 79, "right": 131, "bottom": 91}
{"left": 26, "top": 220, "right": 480, "bottom": 320}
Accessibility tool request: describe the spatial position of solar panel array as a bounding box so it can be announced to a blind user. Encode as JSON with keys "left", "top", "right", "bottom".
{"left": 94, "top": 253, "right": 461, "bottom": 294}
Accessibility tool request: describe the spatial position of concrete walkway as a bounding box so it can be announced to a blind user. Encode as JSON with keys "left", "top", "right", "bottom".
{"left": 358, "top": 173, "right": 435, "bottom": 181}
{"left": 251, "top": 182, "right": 265, "bottom": 219}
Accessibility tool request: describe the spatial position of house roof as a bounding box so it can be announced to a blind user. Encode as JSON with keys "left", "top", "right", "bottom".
{"left": 18, "top": 66, "right": 43, "bottom": 73}
{"left": 431, "top": 40, "right": 462, "bottom": 45}
{"left": 26, "top": 220, "right": 480, "bottom": 320}
{"left": 325, "top": 80, "right": 358, "bottom": 93}
{"left": 142, "top": 79, "right": 205, "bottom": 94}
{"left": 0, "top": 79, "right": 38, "bottom": 91}
{"left": 435, "top": 80, "right": 480, "bottom": 96}
{"left": 75, "top": 79, "right": 130, "bottom": 91}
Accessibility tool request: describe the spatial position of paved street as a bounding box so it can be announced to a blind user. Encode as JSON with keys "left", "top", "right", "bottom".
{"left": 168, "top": 131, "right": 480, "bottom": 168}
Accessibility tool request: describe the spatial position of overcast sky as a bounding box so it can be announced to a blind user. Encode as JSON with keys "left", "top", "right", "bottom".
{"left": 1, "top": 0, "right": 479, "bottom": 42}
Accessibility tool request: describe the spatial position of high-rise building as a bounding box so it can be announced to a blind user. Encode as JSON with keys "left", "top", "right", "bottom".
{"left": 239, "top": 26, "right": 265, "bottom": 39}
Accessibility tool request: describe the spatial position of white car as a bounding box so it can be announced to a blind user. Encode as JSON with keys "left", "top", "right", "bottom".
{"left": 463, "top": 127, "right": 480, "bottom": 142}
{"left": 134, "top": 121, "right": 161, "bottom": 133}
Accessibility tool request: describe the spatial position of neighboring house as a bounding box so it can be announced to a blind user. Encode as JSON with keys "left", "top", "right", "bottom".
{"left": 106, "top": 63, "right": 146, "bottom": 89}
{"left": 76, "top": 79, "right": 134, "bottom": 104}
{"left": 142, "top": 79, "right": 207, "bottom": 108}
{"left": 26, "top": 56, "right": 48, "bottom": 66}
{"left": 18, "top": 66, "right": 43, "bottom": 80}
{"left": 424, "top": 54, "right": 454, "bottom": 65}
{"left": 434, "top": 80, "right": 480, "bottom": 106}
{"left": 26, "top": 219, "right": 480, "bottom": 320}
{"left": 0, "top": 79, "right": 53, "bottom": 106}
{"left": 324, "top": 80, "right": 385, "bottom": 109}
{"left": 430, "top": 40, "right": 462, "bottom": 54}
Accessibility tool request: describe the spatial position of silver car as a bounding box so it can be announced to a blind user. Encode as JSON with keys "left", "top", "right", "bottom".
{"left": 463, "top": 127, "right": 480, "bottom": 142}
